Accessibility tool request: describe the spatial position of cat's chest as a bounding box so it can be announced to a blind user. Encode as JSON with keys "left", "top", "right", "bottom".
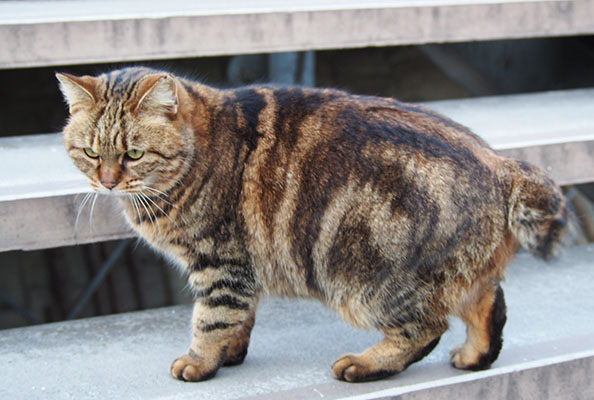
{"left": 119, "top": 200, "right": 185, "bottom": 258}
{"left": 135, "top": 223, "right": 194, "bottom": 267}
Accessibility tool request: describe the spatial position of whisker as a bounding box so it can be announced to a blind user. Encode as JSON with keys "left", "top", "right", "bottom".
{"left": 145, "top": 196, "right": 160, "bottom": 233}
{"left": 88, "top": 192, "right": 99, "bottom": 234}
{"left": 140, "top": 191, "right": 177, "bottom": 227}
{"left": 143, "top": 186, "right": 169, "bottom": 198}
{"left": 135, "top": 193, "right": 157, "bottom": 234}
{"left": 126, "top": 194, "right": 137, "bottom": 220}
{"left": 148, "top": 193, "right": 173, "bottom": 206}
{"left": 142, "top": 185, "right": 190, "bottom": 224}
{"left": 73, "top": 192, "right": 84, "bottom": 203}
{"left": 126, "top": 194, "right": 145, "bottom": 252}
{"left": 130, "top": 194, "right": 143, "bottom": 226}
{"left": 74, "top": 192, "right": 94, "bottom": 238}
{"left": 142, "top": 186, "right": 176, "bottom": 207}
{"left": 140, "top": 193, "right": 161, "bottom": 231}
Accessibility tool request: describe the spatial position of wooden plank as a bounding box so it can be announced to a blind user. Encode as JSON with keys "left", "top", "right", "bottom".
{"left": 1, "top": 88, "right": 592, "bottom": 251}
{"left": 1, "top": 0, "right": 594, "bottom": 69}
{"left": 0, "top": 133, "right": 87, "bottom": 202}
{"left": 426, "top": 89, "right": 594, "bottom": 151}
{"left": 426, "top": 88, "right": 594, "bottom": 185}
{"left": 0, "top": 194, "right": 132, "bottom": 251}
{"left": 499, "top": 141, "right": 594, "bottom": 186}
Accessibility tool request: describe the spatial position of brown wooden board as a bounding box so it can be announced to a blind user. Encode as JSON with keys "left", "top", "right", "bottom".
{"left": 2, "top": 0, "right": 594, "bottom": 69}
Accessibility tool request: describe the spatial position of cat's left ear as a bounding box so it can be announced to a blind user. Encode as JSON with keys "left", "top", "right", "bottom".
{"left": 55, "top": 73, "right": 99, "bottom": 114}
{"left": 133, "top": 74, "right": 178, "bottom": 116}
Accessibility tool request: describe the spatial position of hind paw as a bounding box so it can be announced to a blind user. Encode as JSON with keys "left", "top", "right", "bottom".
{"left": 450, "top": 344, "right": 491, "bottom": 371}
{"left": 331, "top": 354, "right": 395, "bottom": 382}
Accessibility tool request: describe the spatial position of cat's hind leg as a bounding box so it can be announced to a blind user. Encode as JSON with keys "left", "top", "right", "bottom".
{"left": 332, "top": 324, "right": 446, "bottom": 382}
{"left": 450, "top": 284, "right": 506, "bottom": 370}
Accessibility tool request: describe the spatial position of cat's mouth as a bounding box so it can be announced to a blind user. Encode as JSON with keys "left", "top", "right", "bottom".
{"left": 79, "top": 179, "right": 173, "bottom": 234}
{"left": 89, "top": 179, "right": 143, "bottom": 196}
{"left": 89, "top": 178, "right": 166, "bottom": 200}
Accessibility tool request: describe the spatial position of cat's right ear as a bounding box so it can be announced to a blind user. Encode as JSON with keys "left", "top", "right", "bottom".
{"left": 131, "top": 74, "right": 178, "bottom": 116}
{"left": 56, "top": 73, "right": 98, "bottom": 114}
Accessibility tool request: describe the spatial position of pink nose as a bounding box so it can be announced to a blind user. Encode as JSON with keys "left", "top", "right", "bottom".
{"left": 101, "top": 179, "right": 117, "bottom": 189}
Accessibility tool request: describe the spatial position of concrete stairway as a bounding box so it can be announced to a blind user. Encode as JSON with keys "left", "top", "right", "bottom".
{"left": 1, "top": 1, "right": 594, "bottom": 399}
{"left": 1, "top": 245, "right": 593, "bottom": 399}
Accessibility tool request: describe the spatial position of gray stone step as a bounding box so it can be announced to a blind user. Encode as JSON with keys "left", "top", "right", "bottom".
{"left": 1, "top": 244, "right": 593, "bottom": 399}
{"left": 2, "top": 0, "right": 594, "bottom": 69}
{"left": 2, "top": 88, "right": 593, "bottom": 252}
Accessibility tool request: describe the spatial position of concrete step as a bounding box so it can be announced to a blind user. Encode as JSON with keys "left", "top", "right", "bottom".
{"left": 2, "top": 88, "right": 593, "bottom": 251}
{"left": 2, "top": 0, "right": 594, "bottom": 69}
{"left": 1, "top": 244, "right": 593, "bottom": 399}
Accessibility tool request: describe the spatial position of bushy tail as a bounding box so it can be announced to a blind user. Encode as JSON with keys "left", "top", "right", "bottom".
{"left": 505, "top": 160, "right": 571, "bottom": 260}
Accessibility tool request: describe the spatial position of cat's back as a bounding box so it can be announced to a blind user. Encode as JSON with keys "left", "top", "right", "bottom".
{"left": 235, "top": 85, "right": 509, "bottom": 299}
{"left": 228, "top": 85, "right": 497, "bottom": 168}
{"left": 234, "top": 85, "right": 505, "bottom": 209}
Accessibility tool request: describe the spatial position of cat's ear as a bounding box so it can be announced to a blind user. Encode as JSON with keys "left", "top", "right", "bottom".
{"left": 55, "top": 73, "right": 98, "bottom": 114}
{"left": 133, "top": 74, "right": 178, "bottom": 116}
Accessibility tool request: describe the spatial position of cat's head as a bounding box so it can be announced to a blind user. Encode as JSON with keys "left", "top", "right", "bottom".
{"left": 56, "top": 67, "right": 193, "bottom": 195}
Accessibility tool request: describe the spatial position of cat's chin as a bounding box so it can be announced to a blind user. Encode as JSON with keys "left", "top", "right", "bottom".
{"left": 88, "top": 187, "right": 132, "bottom": 197}
{"left": 111, "top": 190, "right": 148, "bottom": 198}
{"left": 111, "top": 191, "right": 134, "bottom": 197}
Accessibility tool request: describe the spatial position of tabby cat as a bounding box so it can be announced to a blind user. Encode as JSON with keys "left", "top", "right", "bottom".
{"left": 57, "top": 67, "right": 569, "bottom": 382}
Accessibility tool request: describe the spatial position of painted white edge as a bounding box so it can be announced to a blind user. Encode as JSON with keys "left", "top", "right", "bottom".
{"left": 341, "top": 349, "right": 594, "bottom": 400}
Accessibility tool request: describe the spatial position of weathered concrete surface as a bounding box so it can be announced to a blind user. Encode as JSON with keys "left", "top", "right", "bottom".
{"left": 2, "top": 0, "right": 594, "bottom": 69}
{"left": 1, "top": 245, "right": 593, "bottom": 400}
{"left": 365, "top": 356, "right": 594, "bottom": 400}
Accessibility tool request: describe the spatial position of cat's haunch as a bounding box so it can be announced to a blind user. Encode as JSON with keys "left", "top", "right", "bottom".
{"left": 57, "top": 67, "right": 569, "bottom": 382}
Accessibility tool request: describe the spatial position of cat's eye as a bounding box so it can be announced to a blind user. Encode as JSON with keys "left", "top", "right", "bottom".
{"left": 84, "top": 147, "right": 99, "bottom": 158}
{"left": 126, "top": 149, "right": 145, "bottom": 160}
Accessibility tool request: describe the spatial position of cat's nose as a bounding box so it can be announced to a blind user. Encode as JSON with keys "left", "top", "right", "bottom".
{"left": 100, "top": 179, "right": 117, "bottom": 190}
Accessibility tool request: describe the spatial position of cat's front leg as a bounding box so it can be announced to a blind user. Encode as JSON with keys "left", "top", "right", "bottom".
{"left": 222, "top": 311, "right": 256, "bottom": 366}
{"left": 170, "top": 265, "right": 259, "bottom": 382}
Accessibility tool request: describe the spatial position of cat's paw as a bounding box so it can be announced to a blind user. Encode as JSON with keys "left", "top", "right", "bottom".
{"left": 450, "top": 344, "right": 482, "bottom": 370}
{"left": 331, "top": 354, "right": 395, "bottom": 382}
{"left": 169, "top": 354, "right": 219, "bottom": 382}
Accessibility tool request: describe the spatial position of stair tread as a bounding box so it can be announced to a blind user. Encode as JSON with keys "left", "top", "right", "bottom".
{"left": 1, "top": 244, "right": 593, "bottom": 399}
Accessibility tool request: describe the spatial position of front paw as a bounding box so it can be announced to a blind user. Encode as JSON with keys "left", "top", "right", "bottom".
{"left": 169, "top": 354, "right": 220, "bottom": 382}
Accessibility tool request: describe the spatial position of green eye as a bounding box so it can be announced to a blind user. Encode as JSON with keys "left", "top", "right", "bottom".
{"left": 126, "top": 149, "right": 145, "bottom": 160}
{"left": 84, "top": 147, "right": 99, "bottom": 158}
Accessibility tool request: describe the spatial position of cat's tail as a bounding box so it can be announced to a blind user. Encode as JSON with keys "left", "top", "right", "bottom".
{"left": 504, "top": 159, "right": 572, "bottom": 260}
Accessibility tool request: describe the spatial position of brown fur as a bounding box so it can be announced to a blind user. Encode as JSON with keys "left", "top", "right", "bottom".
{"left": 57, "top": 67, "right": 570, "bottom": 382}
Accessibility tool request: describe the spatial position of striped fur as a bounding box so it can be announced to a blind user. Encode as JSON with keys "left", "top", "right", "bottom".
{"left": 57, "top": 67, "right": 570, "bottom": 382}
